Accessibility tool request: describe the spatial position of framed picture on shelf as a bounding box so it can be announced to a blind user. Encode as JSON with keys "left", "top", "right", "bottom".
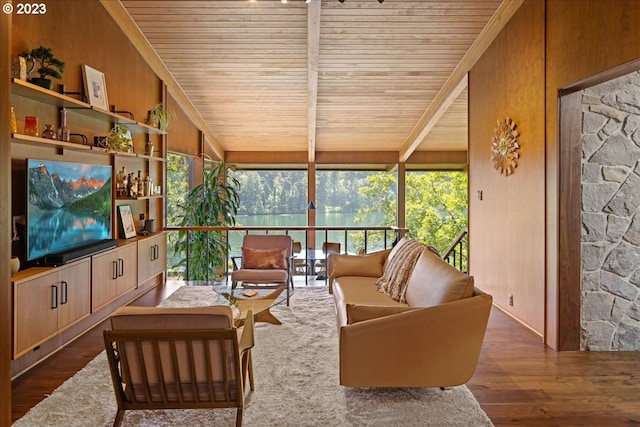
{"left": 82, "top": 64, "right": 109, "bottom": 110}
{"left": 117, "top": 204, "right": 137, "bottom": 239}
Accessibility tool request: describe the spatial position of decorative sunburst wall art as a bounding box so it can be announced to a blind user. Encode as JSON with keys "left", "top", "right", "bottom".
{"left": 491, "top": 117, "right": 520, "bottom": 176}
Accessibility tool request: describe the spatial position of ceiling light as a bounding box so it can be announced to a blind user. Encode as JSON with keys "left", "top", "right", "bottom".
{"left": 305, "top": 0, "right": 311, "bottom": 3}
{"left": 281, "top": 0, "right": 287, "bottom": 3}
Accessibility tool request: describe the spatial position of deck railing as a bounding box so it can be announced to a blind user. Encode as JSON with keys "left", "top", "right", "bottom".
{"left": 164, "top": 225, "right": 409, "bottom": 281}
{"left": 442, "top": 228, "right": 468, "bottom": 272}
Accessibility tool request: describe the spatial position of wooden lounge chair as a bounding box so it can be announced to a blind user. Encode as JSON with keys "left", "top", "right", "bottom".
{"left": 103, "top": 306, "right": 254, "bottom": 427}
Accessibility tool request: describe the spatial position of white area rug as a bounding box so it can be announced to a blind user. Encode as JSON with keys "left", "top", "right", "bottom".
{"left": 14, "top": 286, "right": 493, "bottom": 427}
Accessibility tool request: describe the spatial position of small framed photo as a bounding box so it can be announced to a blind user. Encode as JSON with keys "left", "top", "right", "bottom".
{"left": 82, "top": 65, "right": 109, "bottom": 110}
{"left": 118, "top": 204, "right": 137, "bottom": 239}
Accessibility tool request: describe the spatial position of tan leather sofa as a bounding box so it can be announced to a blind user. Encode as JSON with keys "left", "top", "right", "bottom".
{"left": 328, "top": 238, "right": 492, "bottom": 388}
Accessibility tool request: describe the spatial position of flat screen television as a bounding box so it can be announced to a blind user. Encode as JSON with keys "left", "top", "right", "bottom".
{"left": 26, "top": 158, "right": 113, "bottom": 262}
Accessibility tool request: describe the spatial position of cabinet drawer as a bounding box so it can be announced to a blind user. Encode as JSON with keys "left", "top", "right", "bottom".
{"left": 138, "top": 233, "right": 166, "bottom": 284}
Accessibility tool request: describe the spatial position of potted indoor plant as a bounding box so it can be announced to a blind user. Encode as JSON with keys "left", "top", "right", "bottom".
{"left": 105, "top": 125, "right": 132, "bottom": 153}
{"left": 22, "top": 45, "right": 65, "bottom": 90}
{"left": 147, "top": 102, "right": 175, "bottom": 132}
{"left": 172, "top": 160, "right": 241, "bottom": 280}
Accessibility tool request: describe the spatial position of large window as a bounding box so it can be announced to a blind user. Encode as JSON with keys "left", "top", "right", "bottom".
{"left": 166, "top": 152, "right": 194, "bottom": 277}
{"left": 169, "top": 166, "right": 467, "bottom": 265}
{"left": 230, "top": 170, "right": 308, "bottom": 219}
{"left": 166, "top": 153, "right": 193, "bottom": 226}
{"left": 405, "top": 171, "right": 468, "bottom": 254}
{"left": 317, "top": 170, "right": 396, "bottom": 253}
{"left": 228, "top": 169, "right": 308, "bottom": 252}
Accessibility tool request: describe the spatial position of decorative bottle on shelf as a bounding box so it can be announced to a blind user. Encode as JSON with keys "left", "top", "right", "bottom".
{"left": 41, "top": 124, "right": 57, "bottom": 140}
{"left": 57, "top": 108, "right": 70, "bottom": 142}
{"left": 121, "top": 173, "right": 127, "bottom": 197}
{"left": 143, "top": 175, "right": 151, "bottom": 196}
{"left": 145, "top": 140, "right": 154, "bottom": 157}
{"left": 127, "top": 173, "right": 134, "bottom": 197}
{"left": 115, "top": 169, "right": 121, "bottom": 195}
{"left": 137, "top": 170, "right": 143, "bottom": 196}
{"left": 10, "top": 106, "right": 17, "bottom": 133}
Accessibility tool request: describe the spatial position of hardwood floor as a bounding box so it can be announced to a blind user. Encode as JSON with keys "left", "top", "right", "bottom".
{"left": 467, "top": 309, "right": 640, "bottom": 426}
{"left": 11, "top": 282, "right": 640, "bottom": 426}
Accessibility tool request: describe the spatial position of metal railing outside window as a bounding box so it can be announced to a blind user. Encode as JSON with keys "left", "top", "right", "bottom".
{"left": 165, "top": 225, "right": 408, "bottom": 281}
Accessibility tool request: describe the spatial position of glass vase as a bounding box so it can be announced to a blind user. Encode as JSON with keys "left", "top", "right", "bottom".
{"left": 42, "top": 124, "right": 57, "bottom": 140}
{"left": 24, "top": 116, "right": 39, "bottom": 137}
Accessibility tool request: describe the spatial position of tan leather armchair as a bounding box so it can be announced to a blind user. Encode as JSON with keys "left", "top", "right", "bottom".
{"left": 231, "top": 234, "right": 293, "bottom": 305}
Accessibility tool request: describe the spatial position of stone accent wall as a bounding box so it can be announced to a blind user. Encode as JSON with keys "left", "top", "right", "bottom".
{"left": 581, "top": 71, "right": 640, "bottom": 351}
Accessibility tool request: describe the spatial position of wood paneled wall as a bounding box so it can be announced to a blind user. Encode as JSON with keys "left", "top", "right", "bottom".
{"left": 12, "top": 2, "right": 160, "bottom": 129}
{"left": 470, "top": 0, "right": 640, "bottom": 349}
{"left": 468, "top": 0, "right": 546, "bottom": 335}
{"left": 167, "top": 92, "right": 201, "bottom": 157}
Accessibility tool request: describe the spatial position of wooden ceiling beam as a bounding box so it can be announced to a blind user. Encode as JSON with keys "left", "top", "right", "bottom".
{"left": 399, "top": 0, "right": 524, "bottom": 162}
{"left": 307, "top": 0, "right": 321, "bottom": 163}
{"left": 100, "top": 0, "right": 225, "bottom": 160}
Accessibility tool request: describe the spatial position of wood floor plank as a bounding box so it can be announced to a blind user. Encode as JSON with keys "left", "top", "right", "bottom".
{"left": 467, "top": 308, "right": 640, "bottom": 426}
{"left": 11, "top": 283, "right": 640, "bottom": 426}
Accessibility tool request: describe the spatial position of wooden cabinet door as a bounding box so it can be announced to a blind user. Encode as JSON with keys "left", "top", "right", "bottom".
{"left": 116, "top": 243, "right": 138, "bottom": 295}
{"left": 138, "top": 233, "right": 166, "bottom": 284}
{"left": 14, "top": 272, "right": 59, "bottom": 358}
{"left": 91, "top": 250, "right": 119, "bottom": 311}
{"left": 57, "top": 259, "right": 91, "bottom": 330}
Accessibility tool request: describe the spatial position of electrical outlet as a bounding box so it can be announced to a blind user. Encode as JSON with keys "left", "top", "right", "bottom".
{"left": 508, "top": 294, "right": 514, "bottom": 306}
{"left": 13, "top": 215, "right": 26, "bottom": 241}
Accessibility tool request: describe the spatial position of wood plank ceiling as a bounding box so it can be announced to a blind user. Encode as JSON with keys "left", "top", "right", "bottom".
{"left": 116, "top": 0, "right": 521, "bottom": 165}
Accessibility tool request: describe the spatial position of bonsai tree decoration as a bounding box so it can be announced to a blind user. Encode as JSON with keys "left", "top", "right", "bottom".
{"left": 23, "top": 45, "right": 65, "bottom": 90}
